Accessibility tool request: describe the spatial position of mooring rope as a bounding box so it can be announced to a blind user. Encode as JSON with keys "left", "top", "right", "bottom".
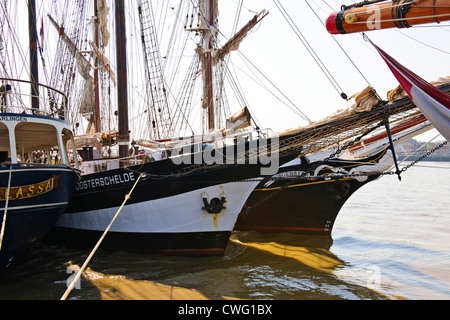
{"left": 61, "top": 173, "right": 143, "bottom": 300}
{"left": 0, "top": 164, "right": 13, "bottom": 252}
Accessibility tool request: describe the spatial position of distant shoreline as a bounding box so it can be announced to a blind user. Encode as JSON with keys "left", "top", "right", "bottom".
{"left": 397, "top": 156, "right": 450, "bottom": 162}
{"left": 396, "top": 139, "right": 449, "bottom": 162}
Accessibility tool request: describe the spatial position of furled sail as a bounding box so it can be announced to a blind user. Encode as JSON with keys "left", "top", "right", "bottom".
{"left": 47, "top": 14, "right": 92, "bottom": 80}
{"left": 367, "top": 37, "right": 450, "bottom": 140}
{"left": 79, "top": 77, "right": 95, "bottom": 116}
{"left": 326, "top": 0, "right": 450, "bottom": 35}
{"left": 48, "top": 12, "right": 96, "bottom": 120}
{"left": 350, "top": 86, "right": 380, "bottom": 112}
{"left": 89, "top": 40, "right": 116, "bottom": 86}
{"left": 226, "top": 107, "right": 252, "bottom": 130}
{"left": 98, "top": 0, "right": 110, "bottom": 47}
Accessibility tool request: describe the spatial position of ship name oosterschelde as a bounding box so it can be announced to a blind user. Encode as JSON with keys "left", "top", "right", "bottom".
{"left": 75, "top": 171, "right": 136, "bottom": 191}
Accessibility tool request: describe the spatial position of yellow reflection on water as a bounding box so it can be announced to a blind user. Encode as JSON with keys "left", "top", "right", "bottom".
{"left": 231, "top": 239, "right": 344, "bottom": 273}
{"left": 64, "top": 232, "right": 345, "bottom": 300}
{"left": 66, "top": 262, "right": 209, "bottom": 300}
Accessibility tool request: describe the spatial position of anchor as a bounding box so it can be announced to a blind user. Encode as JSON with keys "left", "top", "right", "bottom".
{"left": 202, "top": 191, "right": 226, "bottom": 214}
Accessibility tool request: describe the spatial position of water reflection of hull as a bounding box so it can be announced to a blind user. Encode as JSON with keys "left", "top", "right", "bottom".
{"left": 230, "top": 238, "right": 343, "bottom": 273}
{"left": 236, "top": 148, "right": 394, "bottom": 234}
{"left": 66, "top": 231, "right": 343, "bottom": 300}
{"left": 66, "top": 262, "right": 210, "bottom": 300}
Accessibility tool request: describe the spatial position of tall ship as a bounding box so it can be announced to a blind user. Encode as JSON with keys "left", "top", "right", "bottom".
{"left": 0, "top": 2, "right": 80, "bottom": 272}
{"left": 36, "top": 0, "right": 445, "bottom": 254}
{"left": 45, "top": 0, "right": 301, "bottom": 255}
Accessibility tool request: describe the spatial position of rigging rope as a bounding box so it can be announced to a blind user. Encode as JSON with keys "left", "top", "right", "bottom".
{"left": 305, "top": 0, "right": 377, "bottom": 95}
{"left": 203, "top": 4, "right": 311, "bottom": 125}
{"left": 394, "top": 29, "right": 450, "bottom": 54}
{"left": 224, "top": 58, "right": 264, "bottom": 129}
{"left": 274, "top": 0, "right": 349, "bottom": 101}
{"left": 398, "top": 133, "right": 441, "bottom": 163}
{"left": 236, "top": 51, "right": 312, "bottom": 123}
{"left": 61, "top": 173, "right": 143, "bottom": 300}
{"left": 137, "top": 84, "right": 438, "bottom": 180}
{"left": 0, "top": 165, "right": 13, "bottom": 252}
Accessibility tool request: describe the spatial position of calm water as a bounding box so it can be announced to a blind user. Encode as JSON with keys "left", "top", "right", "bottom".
{"left": 0, "top": 161, "right": 449, "bottom": 301}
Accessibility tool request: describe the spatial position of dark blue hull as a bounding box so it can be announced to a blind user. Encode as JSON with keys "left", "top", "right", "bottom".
{"left": 0, "top": 166, "right": 79, "bottom": 272}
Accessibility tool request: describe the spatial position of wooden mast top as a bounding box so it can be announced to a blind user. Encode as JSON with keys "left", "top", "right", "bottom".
{"left": 198, "top": 2, "right": 267, "bottom": 132}
{"left": 28, "top": 0, "right": 39, "bottom": 110}
{"left": 205, "top": 0, "right": 215, "bottom": 132}
{"left": 115, "top": 0, "right": 129, "bottom": 159}
{"left": 93, "top": 0, "right": 101, "bottom": 133}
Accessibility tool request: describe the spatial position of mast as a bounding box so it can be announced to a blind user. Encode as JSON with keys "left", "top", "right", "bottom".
{"left": 93, "top": 0, "right": 101, "bottom": 132}
{"left": 205, "top": 0, "right": 215, "bottom": 131}
{"left": 115, "top": 0, "right": 129, "bottom": 159}
{"left": 28, "top": 0, "right": 39, "bottom": 110}
{"left": 197, "top": 2, "right": 267, "bottom": 132}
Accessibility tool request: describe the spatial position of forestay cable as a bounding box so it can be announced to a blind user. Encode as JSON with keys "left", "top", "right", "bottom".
{"left": 306, "top": 0, "right": 377, "bottom": 94}
{"left": 274, "top": 0, "right": 349, "bottom": 100}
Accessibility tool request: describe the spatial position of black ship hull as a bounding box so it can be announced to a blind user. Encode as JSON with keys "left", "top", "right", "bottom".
{"left": 236, "top": 148, "right": 394, "bottom": 234}
{"left": 48, "top": 135, "right": 299, "bottom": 255}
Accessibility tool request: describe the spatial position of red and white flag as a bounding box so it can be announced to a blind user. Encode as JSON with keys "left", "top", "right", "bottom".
{"left": 368, "top": 37, "right": 450, "bottom": 141}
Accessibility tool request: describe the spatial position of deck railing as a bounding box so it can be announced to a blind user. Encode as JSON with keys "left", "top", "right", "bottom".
{"left": 79, "top": 127, "right": 278, "bottom": 174}
{"left": 0, "top": 77, "right": 68, "bottom": 120}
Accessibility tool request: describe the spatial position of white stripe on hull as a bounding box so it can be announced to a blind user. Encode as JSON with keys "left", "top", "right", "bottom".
{"left": 0, "top": 201, "right": 69, "bottom": 212}
{"left": 56, "top": 180, "right": 261, "bottom": 233}
{"left": 0, "top": 167, "right": 77, "bottom": 174}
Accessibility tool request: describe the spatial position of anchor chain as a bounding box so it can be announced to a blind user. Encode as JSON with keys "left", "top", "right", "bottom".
{"left": 400, "top": 140, "right": 448, "bottom": 173}
{"left": 323, "top": 120, "right": 385, "bottom": 162}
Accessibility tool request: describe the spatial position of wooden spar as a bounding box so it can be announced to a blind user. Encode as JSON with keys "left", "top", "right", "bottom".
{"left": 28, "top": 0, "right": 39, "bottom": 110}
{"left": 115, "top": 0, "right": 129, "bottom": 159}
{"left": 215, "top": 10, "right": 268, "bottom": 62}
{"left": 200, "top": 2, "right": 267, "bottom": 132}
{"left": 47, "top": 14, "right": 92, "bottom": 69}
{"left": 326, "top": 0, "right": 450, "bottom": 35}
{"left": 206, "top": 0, "right": 215, "bottom": 131}
{"left": 348, "top": 115, "right": 427, "bottom": 152}
{"left": 93, "top": 0, "right": 101, "bottom": 133}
